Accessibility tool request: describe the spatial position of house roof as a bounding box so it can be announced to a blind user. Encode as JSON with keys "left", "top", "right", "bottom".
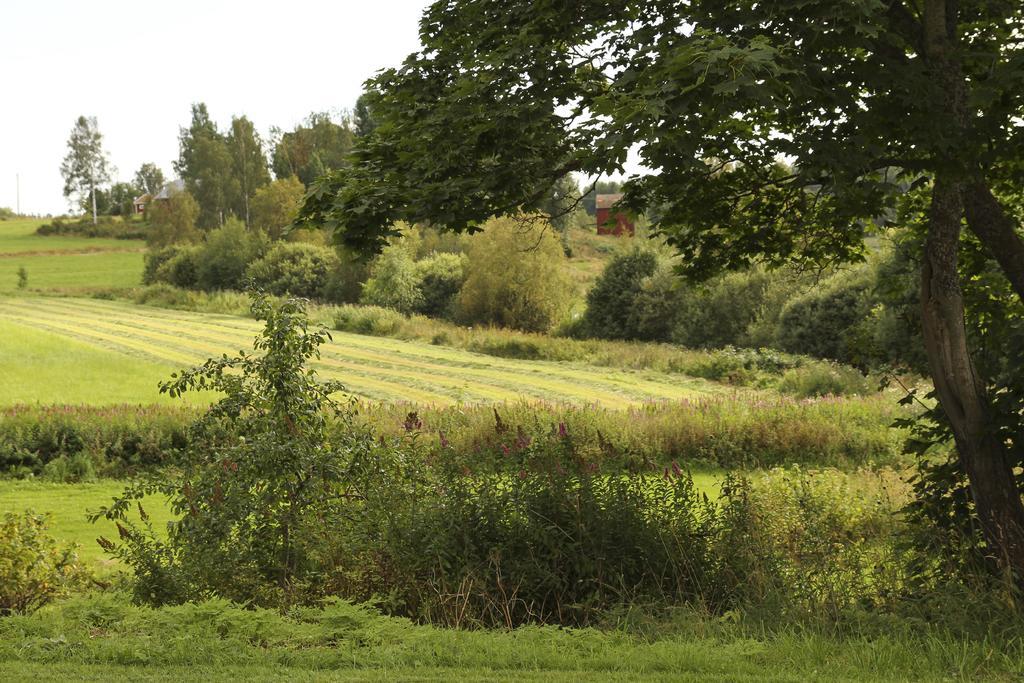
{"left": 133, "top": 193, "right": 152, "bottom": 204}
{"left": 595, "top": 193, "right": 623, "bottom": 209}
{"left": 153, "top": 179, "right": 185, "bottom": 200}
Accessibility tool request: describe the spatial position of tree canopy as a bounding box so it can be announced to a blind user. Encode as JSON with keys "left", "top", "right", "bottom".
{"left": 271, "top": 112, "right": 354, "bottom": 187}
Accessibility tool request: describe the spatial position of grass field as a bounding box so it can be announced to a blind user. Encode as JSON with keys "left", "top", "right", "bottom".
{"left": 0, "top": 218, "right": 144, "bottom": 293}
{"left": 0, "top": 480, "right": 176, "bottom": 570}
{"left": 0, "top": 319, "right": 203, "bottom": 405}
{"left": 0, "top": 297, "right": 726, "bottom": 407}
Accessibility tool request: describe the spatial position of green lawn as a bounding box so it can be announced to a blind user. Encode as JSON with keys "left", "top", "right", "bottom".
{"left": 0, "top": 296, "right": 725, "bottom": 407}
{"left": 0, "top": 480, "right": 176, "bottom": 571}
{"left": 0, "top": 218, "right": 144, "bottom": 293}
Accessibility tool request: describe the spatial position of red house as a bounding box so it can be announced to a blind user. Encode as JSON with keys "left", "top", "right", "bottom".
{"left": 595, "top": 193, "right": 634, "bottom": 236}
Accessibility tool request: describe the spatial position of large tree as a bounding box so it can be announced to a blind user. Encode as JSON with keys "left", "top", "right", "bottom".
{"left": 271, "top": 112, "right": 354, "bottom": 187}
{"left": 176, "top": 103, "right": 233, "bottom": 229}
{"left": 133, "top": 163, "right": 166, "bottom": 197}
{"left": 227, "top": 116, "right": 271, "bottom": 227}
{"left": 299, "top": 1, "right": 1024, "bottom": 576}
{"left": 60, "top": 116, "right": 112, "bottom": 225}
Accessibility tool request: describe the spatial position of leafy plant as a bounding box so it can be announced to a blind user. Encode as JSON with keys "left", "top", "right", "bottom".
{"left": 94, "top": 293, "right": 371, "bottom": 608}
{"left": 0, "top": 511, "right": 88, "bottom": 614}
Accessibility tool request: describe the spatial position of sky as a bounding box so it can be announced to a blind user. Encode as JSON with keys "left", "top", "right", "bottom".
{"left": 0, "top": 0, "right": 432, "bottom": 216}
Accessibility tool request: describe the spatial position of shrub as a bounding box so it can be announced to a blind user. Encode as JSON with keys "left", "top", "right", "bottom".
{"left": 776, "top": 267, "right": 875, "bottom": 365}
{"left": 146, "top": 190, "right": 201, "bottom": 247}
{"left": 245, "top": 242, "right": 339, "bottom": 299}
{"left": 134, "top": 283, "right": 200, "bottom": 309}
{"left": 354, "top": 449, "right": 721, "bottom": 627}
{"left": 360, "top": 244, "right": 423, "bottom": 313}
{"left": 333, "top": 305, "right": 406, "bottom": 336}
{"left": 578, "top": 247, "right": 661, "bottom": 340}
{"left": 143, "top": 247, "right": 183, "bottom": 285}
{"left": 36, "top": 216, "right": 146, "bottom": 240}
{"left": 250, "top": 176, "right": 305, "bottom": 239}
{"left": 194, "top": 219, "right": 267, "bottom": 291}
{"left": 777, "top": 364, "right": 874, "bottom": 398}
{"left": 0, "top": 511, "right": 88, "bottom": 614}
{"left": 96, "top": 295, "right": 371, "bottom": 608}
{"left": 456, "top": 216, "right": 571, "bottom": 332}
{"left": 414, "top": 252, "right": 466, "bottom": 317}
{"left": 674, "top": 269, "right": 800, "bottom": 349}
{"left": 154, "top": 247, "right": 200, "bottom": 289}
{"left": 322, "top": 248, "right": 371, "bottom": 304}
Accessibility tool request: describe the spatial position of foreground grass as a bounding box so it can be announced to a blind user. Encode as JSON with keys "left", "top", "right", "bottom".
{"left": 1, "top": 594, "right": 1020, "bottom": 681}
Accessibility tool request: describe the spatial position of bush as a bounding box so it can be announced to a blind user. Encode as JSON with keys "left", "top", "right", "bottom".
{"left": 674, "top": 269, "right": 804, "bottom": 349}
{"left": 777, "top": 364, "right": 874, "bottom": 398}
{"left": 322, "top": 248, "right": 371, "bottom": 304}
{"left": 250, "top": 176, "right": 305, "bottom": 239}
{"left": 414, "top": 252, "right": 466, "bottom": 317}
{"left": 578, "top": 247, "right": 661, "bottom": 340}
{"left": 245, "top": 242, "right": 339, "bottom": 299}
{"left": 456, "top": 216, "right": 571, "bottom": 332}
{"left": 360, "top": 243, "right": 423, "bottom": 313}
{"left": 146, "top": 190, "right": 201, "bottom": 247}
{"left": 0, "top": 511, "right": 88, "bottom": 614}
{"left": 144, "top": 246, "right": 183, "bottom": 285}
{"left": 36, "top": 216, "right": 146, "bottom": 240}
{"left": 194, "top": 219, "right": 267, "bottom": 291}
{"left": 354, "top": 448, "right": 721, "bottom": 627}
{"left": 153, "top": 247, "right": 200, "bottom": 289}
{"left": 96, "top": 295, "right": 370, "bottom": 608}
{"left": 776, "top": 267, "right": 875, "bottom": 366}
{"left": 333, "top": 305, "right": 407, "bottom": 336}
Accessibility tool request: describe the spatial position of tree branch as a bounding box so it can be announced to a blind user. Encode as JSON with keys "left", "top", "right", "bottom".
{"left": 963, "top": 179, "right": 1024, "bottom": 304}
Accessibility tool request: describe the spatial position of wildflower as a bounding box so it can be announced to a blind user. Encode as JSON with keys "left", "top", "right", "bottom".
{"left": 403, "top": 411, "right": 423, "bottom": 432}
{"left": 439, "top": 431, "right": 450, "bottom": 448}
{"left": 500, "top": 443, "right": 510, "bottom": 456}
{"left": 558, "top": 422, "right": 568, "bottom": 438}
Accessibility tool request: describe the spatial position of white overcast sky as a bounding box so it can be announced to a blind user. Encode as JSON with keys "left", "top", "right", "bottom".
{"left": 0, "top": 0, "right": 432, "bottom": 215}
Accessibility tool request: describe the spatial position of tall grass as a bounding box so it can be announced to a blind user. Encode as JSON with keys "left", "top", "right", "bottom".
{"left": 0, "top": 393, "right": 906, "bottom": 480}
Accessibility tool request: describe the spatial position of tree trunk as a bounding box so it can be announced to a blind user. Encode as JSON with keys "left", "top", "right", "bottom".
{"left": 91, "top": 183, "right": 98, "bottom": 225}
{"left": 921, "top": 177, "right": 1024, "bottom": 576}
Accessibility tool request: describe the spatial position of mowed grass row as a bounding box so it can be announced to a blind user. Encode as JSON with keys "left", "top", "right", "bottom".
{"left": 0, "top": 297, "right": 723, "bottom": 407}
